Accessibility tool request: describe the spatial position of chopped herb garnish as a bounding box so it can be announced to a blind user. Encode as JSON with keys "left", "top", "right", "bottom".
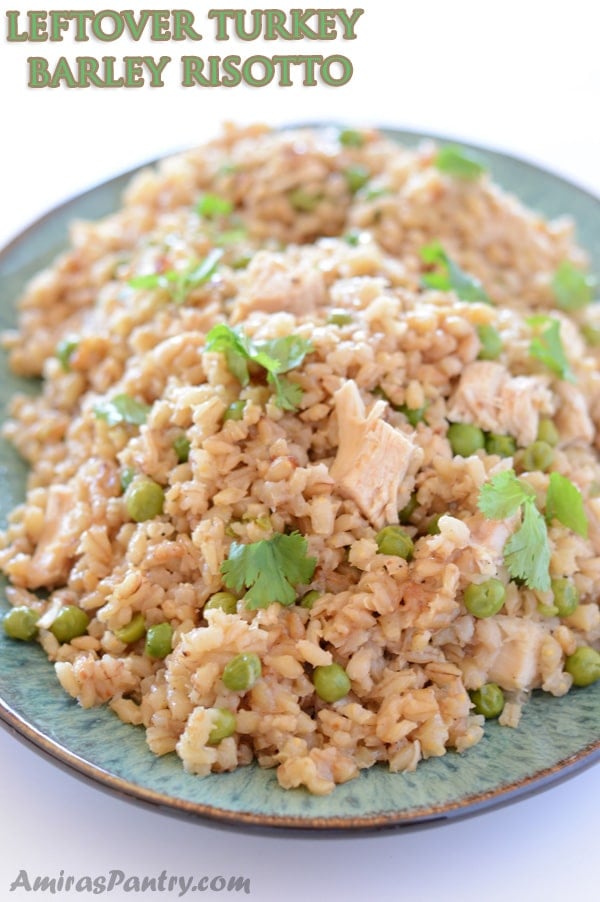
{"left": 551, "top": 261, "right": 596, "bottom": 311}
{"left": 217, "top": 162, "right": 238, "bottom": 176}
{"left": 478, "top": 469, "right": 536, "bottom": 520}
{"left": 128, "top": 248, "right": 223, "bottom": 304}
{"left": 546, "top": 472, "right": 588, "bottom": 538}
{"left": 581, "top": 324, "right": 600, "bottom": 347}
{"left": 503, "top": 501, "right": 551, "bottom": 592}
{"left": 327, "top": 312, "right": 353, "bottom": 326}
{"left": 338, "top": 128, "right": 365, "bottom": 148}
{"left": 197, "top": 193, "right": 233, "bottom": 218}
{"left": 221, "top": 531, "right": 317, "bottom": 610}
{"left": 289, "top": 189, "right": 321, "bottom": 212}
{"left": 271, "top": 376, "right": 303, "bottom": 411}
{"left": 224, "top": 400, "right": 246, "bottom": 421}
{"left": 420, "top": 242, "right": 492, "bottom": 304}
{"left": 343, "top": 229, "right": 363, "bottom": 246}
{"left": 344, "top": 165, "right": 370, "bottom": 194}
{"left": 205, "top": 324, "right": 313, "bottom": 412}
{"left": 434, "top": 145, "right": 486, "bottom": 180}
{"left": 119, "top": 466, "right": 136, "bottom": 493}
{"left": 527, "top": 315, "right": 575, "bottom": 382}
{"left": 55, "top": 336, "right": 79, "bottom": 372}
{"left": 93, "top": 393, "right": 151, "bottom": 427}
{"left": 362, "top": 186, "right": 391, "bottom": 202}
{"left": 478, "top": 469, "right": 550, "bottom": 591}
{"left": 215, "top": 227, "right": 248, "bottom": 245}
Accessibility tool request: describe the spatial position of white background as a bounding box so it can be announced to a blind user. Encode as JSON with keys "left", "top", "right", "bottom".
{"left": 0, "top": 1, "right": 599, "bottom": 900}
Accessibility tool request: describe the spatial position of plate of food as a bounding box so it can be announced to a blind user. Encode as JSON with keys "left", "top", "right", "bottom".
{"left": 0, "top": 124, "right": 598, "bottom": 831}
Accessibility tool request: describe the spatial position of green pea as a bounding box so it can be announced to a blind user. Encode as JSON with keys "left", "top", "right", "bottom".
{"left": 427, "top": 514, "right": 442, "bottom": 535}
{"left": 537, "top": 601, "right": 559, "bottom": 618}
{"left": 115, "top": 612, "right": 146, "bottom": 644}
{"left": 522, "top": 440, "right": 554, "bottom": 472}
{"left": 485, "top": 433, "right": 517, "bottom": 457}
{"left": 397, "top": 404, "right": 427, "bottom": 427}
{"left": 50, "top": 606, "right": 90, "bottom": 643}
{"left": 327, "top": 312, "right": 353, "bottom": 326}
{"left": 145, "top": 622, "right": 173, "bottom": 659}
{"left": 375, "top": 525, "right": 414, "bottom": 560}
{"left": 231, "top": 254, "right": 253, "bottom": 271}
{"left": 447, "top": 423, "right": 486, "bottom": 457}
{"left": 55, "top": 336, "right": 79, "bottom": 372}
{"left": 289, "top": 189, "right": 321, "bottom": 212}
{"left": 119, "top": 467, "right": 136, "bottom": 493}
{"left": 300, "top": 590, "right": 321, "bottom": 610}
{"left": 313, "top": 663, "right": 351, "bottom": 703}
{"left": 581, "top": 324, "right": 600, "bottom": 347}
{"left": 469, "top": 683, "right": 505, "bottom": 718}
{"left": 222, "top": 652, "right": 262, "bottom": 692}
{"left": 3, "top": 606, "right": 39, "bottom": 641}
{"left": 197, "top": 193, "right": 233, "bottom": 218}
{"left": 125, "top": 478, "right": 164, "bottom": 522}
{"left": 463, "top": 578, "right": 506, "bottom": 618}
{"left": 204, "top": 591, "right": 238, "bottom": 614}
{"left": 551, "top": 578, "right": 579, "bottom": 618}
{"left": 173, "top": 434, "right": 190, "bottom": 463}
{"left": 223, "top": 400, "right": 246, "bottom": 421}
{"left": 399, "top": 493, "right": 419, "bottom": 525}
{"left": 476, "top": 324, "right": 502, "bottom": 360}
{"left": 564, "top": 646, "right": 600, "bottom": 687}
{"left": 207, "top": 707, "right": 237, "bottom": 745}
{"left": 338, "top": 128, "right": 365, "bottom": 148}
{"left": 536, "top": 418, "right": 559, "bottom": 447}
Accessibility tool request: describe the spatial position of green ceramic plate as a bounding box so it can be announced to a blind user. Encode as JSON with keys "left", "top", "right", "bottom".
{"left": 0, "top": 129, "right": 599, "bottom": 832}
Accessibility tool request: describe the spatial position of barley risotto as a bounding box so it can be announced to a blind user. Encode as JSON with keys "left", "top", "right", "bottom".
{"left": 1, "top": 124, "right": 599, "bottom": 795}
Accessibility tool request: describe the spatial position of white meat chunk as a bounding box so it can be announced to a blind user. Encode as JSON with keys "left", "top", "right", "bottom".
{"left": 486, "top": 616, "right": 545, "bottom": 691}
{"left": 446, "top": 361, "right": 553, "bottom": 448}
{"left": 26, "top": 486, "right": 85, "bottom": 589}
{"left": 231, "top": 251, "right": 327, "bottom": 323}
{"left": 329, "top": 380, "right": 423, "bottom": 529}
{"left": 554, "top": 382, "right": 594, "bottom": 446}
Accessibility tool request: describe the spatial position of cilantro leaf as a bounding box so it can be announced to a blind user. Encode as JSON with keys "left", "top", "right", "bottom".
{"left": 258, "top": 335, "right": 313, "bottom": 373}
{"left": 546, "top": 472, "right": 588, "bottom": 538}
{"left": 477, "top": 469, "right": 536, "bottom": 519}
{"left": 434, "top": 145, "right": 486, "bottom": 180}
{"left": 204, "top": 324, "right": 312, "bottom": 411}
{"left": 93, "top": 393, "right": 151, "bottom": 426}
{"left": 204, "top": 323, "right": 252, "bottom": 386}
{"left": 221, "top": 532, "right": 317, "bottom": 610}
{"left": 503, "top": 500, "right": 551, "bottom": 591}
{"left": 270, "top": 375, "right": 304, "bottom": 412}
{"left": 527, "top": 315, "right": 575, "bottom": 382}
{"left": 552, "top": 261, "right": 596, "bottom": 312}
{"left": 128, "top": 249, "right": 223, "bottom": 304}
{"left": 420, "top": 242, "right": 492, "bottom": 304}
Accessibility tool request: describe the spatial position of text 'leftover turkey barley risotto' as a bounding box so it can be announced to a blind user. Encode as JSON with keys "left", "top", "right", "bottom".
{"left": 1, "top": 125, "right": 599, "bottom": 795}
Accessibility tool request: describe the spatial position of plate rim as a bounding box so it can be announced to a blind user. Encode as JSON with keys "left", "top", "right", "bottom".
{"left": 1, "top": 124, "right": 599, "bottom": 833}
{"left": 1, "top": 693, "right": 599, "bottom": 834}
